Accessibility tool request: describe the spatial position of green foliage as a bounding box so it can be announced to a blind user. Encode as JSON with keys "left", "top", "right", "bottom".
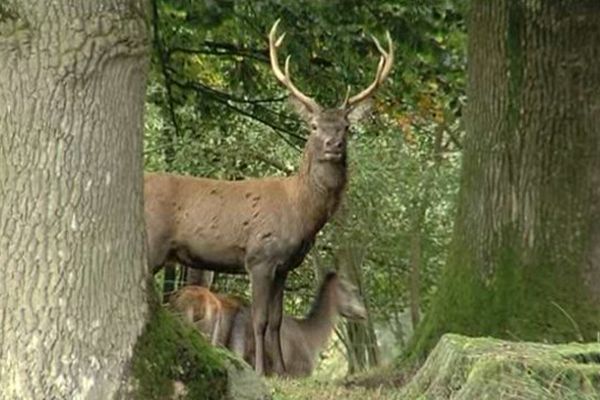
{"left": 0, "top": 1, "right": 29, "bottom": 36}
{"left": 129, "top": 305, "right": 229, "bottom": 399}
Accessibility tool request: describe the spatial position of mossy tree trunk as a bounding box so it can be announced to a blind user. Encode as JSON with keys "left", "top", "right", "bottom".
{"left": 408, "top": 0, "right": 600, "bottom": 360}
{"left": 0, "top": 1, "right": 150, "bottom": 398}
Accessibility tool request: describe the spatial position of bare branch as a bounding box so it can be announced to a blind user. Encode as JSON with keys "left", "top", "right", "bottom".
{"left": 151, "top": 0, "right": 181, "bottom": 138}
{"left": 168, "top": 77, "right": 305, "bottom": 150}
{"left": 168, "top": 41, "right": 268, "bottom": 63}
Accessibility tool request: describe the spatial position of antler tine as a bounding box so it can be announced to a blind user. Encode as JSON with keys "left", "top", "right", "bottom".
{"left": 268, "top": 19, "right": 319, "bottom": 111}
{"left": 341, "top": 85, "right": 352, "bottom": 108}
{"left": 344, "top": 31, "right": 394, "bottom": 108}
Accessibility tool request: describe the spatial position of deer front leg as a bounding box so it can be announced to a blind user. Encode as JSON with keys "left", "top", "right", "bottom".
{"left": 215, "top": 308, "right": 233, "bottom": 347}
{"left": 267, "top": 270, "right": 288, "bottom": 375}
{"left": 249, "top": 264, "right": 275, "bottom": 376}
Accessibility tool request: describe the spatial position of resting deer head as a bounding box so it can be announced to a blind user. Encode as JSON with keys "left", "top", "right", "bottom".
{"left": 334, "top": 274, "right": 367, "bottom": 321}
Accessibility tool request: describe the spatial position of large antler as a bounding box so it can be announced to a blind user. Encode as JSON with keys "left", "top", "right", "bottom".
{"left": 342, "top": 32, "right": 394, "bottom": 109}
{"left": 269, "top": 20, "right": 320, "bottom": 112}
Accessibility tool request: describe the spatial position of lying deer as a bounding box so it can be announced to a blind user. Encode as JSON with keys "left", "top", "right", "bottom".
{"left": 170, "top": 271, "right": 367, "bottom": 377}
{"left": 144, "top": 20, "right": 392, "bottom": 375}
{"left": 169, "top": 286, "right": 223, "bottom": 345}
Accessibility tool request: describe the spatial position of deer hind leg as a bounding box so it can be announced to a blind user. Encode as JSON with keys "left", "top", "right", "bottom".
{"left": 209, "top": 301, "right": 222, "bottom": 346}
{"left": 210, "top": 315, "right": 221, "bottom": 346}
{"left": 249, "top": 264, "right": 275, "bottom": 376}
{"left": 267, "top": 270, "right": 288, "bottom": 375}
{"left": 184, "top": 305, "right": 195, "bottom": 325}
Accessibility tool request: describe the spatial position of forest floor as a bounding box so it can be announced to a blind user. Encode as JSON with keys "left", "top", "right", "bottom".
{"left": 266, "top": 334, "right": 600, "bottom": 400}
{"left": 269, "top": 366, "right": 410, "bottom": 400}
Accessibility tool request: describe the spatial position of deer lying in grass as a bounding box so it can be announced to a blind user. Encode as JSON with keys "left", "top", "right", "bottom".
{"left": 144, "top": 20, "right": 392, "bottom": 375}
{"left": 169, "top": 286, "right": 222, "bottom": 344}
{"left": 170, "top": 271, "right": 367, "bottom": 377}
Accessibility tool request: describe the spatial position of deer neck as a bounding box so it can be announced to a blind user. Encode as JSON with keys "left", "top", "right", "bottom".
{"left": 299, "top": 276, "right": 339, "bottom": 351}
{"left": 295, "top": 148, "right": 347, "bottom": 233}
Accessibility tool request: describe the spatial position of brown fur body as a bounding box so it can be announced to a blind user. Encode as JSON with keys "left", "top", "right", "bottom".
{"left": 145, "top": 162, "right": 345, "bottom": 275}
{"left": 169, "top": 286, "right": 223, "bottom": 344}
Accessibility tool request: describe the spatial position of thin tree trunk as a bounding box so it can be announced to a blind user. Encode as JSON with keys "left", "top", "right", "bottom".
{"left": 337, "top": 244, "right": 380, "bottom": 373}
{"left": 162, "top": 264, "right": 178, "bottom": 302}
{"left": 408, "top": 0, "right": 600, "bottom": 360}
{"left": 408, "top": 222, "right": 423, "bottom": 328}
{"left": 408, "top": 125, "right": 445, "bottom": 329}
{"left": 0, "top": 2, "right": 150, "bottom": 398}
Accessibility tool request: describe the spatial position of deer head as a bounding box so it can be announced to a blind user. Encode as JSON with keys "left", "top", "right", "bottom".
{"left": 269, "top": 20, "right": 394, "bottom": 166}
{"left": 334, "top": 274, "right": 367, "bottom": 321}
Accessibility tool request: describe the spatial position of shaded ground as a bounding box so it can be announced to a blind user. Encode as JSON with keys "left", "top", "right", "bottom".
{"left": 270, "top": 334, "right": 600, "bottom": 400}
{"left": 269, "top": 376, "right": 404, "bottom": 400}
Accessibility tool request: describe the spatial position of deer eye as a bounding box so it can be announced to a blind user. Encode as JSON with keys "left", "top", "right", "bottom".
{"left": 310, "top": 124, "right": 318, "bottom": 131}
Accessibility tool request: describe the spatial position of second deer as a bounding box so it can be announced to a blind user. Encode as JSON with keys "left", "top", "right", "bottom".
{"left": 171, "top": 271, "right": 367, "bottom": 377}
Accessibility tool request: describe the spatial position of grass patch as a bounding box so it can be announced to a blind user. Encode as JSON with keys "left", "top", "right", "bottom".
{"left": 269, "top": 364, "right": 416, "bottom": 400}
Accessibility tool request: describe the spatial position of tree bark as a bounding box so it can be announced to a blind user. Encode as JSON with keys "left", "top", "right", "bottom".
{"left": 0, "top": 2, "right": 150, "bottom": 398}
{"left": 408, "top": 0, "right": 600, "bottom": 359}
{"left": 408, "top": 125, "right": 445, "bottom": 330}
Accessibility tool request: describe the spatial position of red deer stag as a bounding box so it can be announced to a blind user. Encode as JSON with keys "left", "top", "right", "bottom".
{"left": 145, "top": 20, "right": 392, "bottom": 375}
{"left": 170, "top": 271, "right": 367, "bottom": 377}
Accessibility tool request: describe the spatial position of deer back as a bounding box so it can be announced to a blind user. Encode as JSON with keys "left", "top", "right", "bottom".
{"left": 169, "top": 286, "right": 222, "bottom": 339}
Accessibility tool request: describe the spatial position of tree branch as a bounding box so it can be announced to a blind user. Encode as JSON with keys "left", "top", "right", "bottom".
{"left": 168, "top": 42, "right": 269, "bottom": 63}
{"left": 168, "top": 76, "right": 306, "bottom": 150}
{"left": 445, "top": 128, "right": 462, "bottom": 149}
{"left": 249, "top": 151, "right": 294, "bottom": 175}
{"left": 151, "top": 0, "right": 181, "bottom": 138}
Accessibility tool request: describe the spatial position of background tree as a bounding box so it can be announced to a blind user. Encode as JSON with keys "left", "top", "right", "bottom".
{"left": 408, "top": 0, "right": 600, "bottom": 360}
{"left": 0, "top": 1, "right": 149, "bottom": 397}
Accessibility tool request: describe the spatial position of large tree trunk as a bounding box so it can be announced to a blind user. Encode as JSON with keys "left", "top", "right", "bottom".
{"left": 408, "top": 0, "right": 600, "bottom": 359}
{"left": 0, "top": 2, "right": 150, "bottom": 398}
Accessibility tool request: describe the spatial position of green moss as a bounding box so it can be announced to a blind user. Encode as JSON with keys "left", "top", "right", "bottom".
{"left": 0, "top": 2, "right": 29, "bottom": 36}
{"left": 0, "top": 2, "right": 18, "bottom": 22}
{"left": 129, "top": 304, "right": 229, "bottom": 400}
{"left": 401, "top": 334, "right": 600, "bottom": 400}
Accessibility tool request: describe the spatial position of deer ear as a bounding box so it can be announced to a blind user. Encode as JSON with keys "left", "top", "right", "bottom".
{"left": 346, "top": 100, "right": 373, "bottom": 123}
{"left": 288, "top": 96, "right": 314, "bottom": 120}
